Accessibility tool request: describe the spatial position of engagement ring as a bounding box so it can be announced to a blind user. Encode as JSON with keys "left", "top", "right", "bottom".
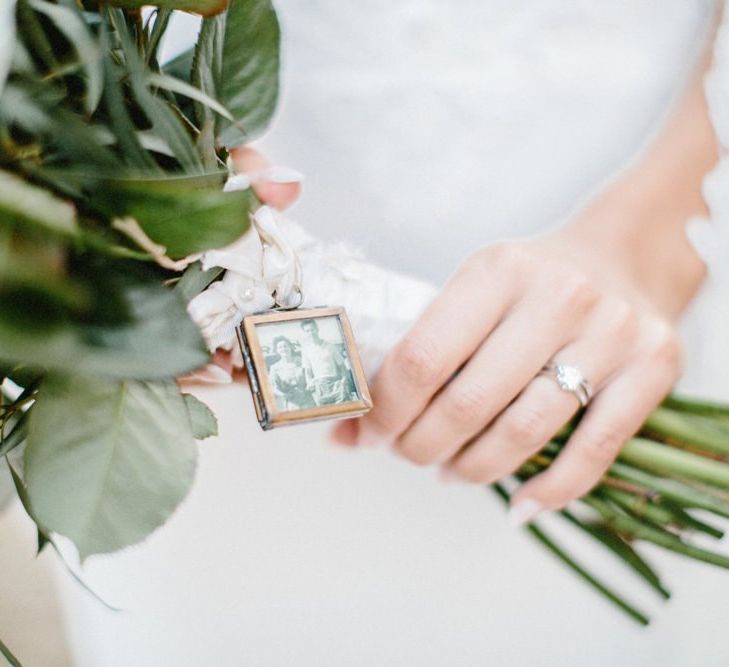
{"left": 538, "top": 362, "right": 593, "bottom": 407}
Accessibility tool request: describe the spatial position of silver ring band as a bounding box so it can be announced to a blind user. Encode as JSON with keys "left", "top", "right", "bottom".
{"left": 538, "top": 362, "right": 593, "bottom": 407}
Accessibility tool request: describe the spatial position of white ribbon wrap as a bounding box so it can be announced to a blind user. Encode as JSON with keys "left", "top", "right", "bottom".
{"left": 187, "top": 200, "right": 437, "bottom": 378}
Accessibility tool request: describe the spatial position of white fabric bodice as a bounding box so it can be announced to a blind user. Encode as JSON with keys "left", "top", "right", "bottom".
{"left": 262, "top": 0, "right": 711, "bottom": 282}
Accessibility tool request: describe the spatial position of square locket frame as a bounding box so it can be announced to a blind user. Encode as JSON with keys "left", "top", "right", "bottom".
{"left": 237, "top": 306, "right": 373, "bottom": 430}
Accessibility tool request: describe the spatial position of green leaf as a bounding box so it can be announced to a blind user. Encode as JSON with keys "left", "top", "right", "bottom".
{"left": 15, "top": 0, "right": 57, "bottom": 72}
{"left": 25, "top": 375, "right": 198, "bottom": 558}
{"left": 28, "top": 0, "right": 103, "bottom": 115}
{"left": 0, "top": 271, "right": 209, "bottom": 380}
{"left": 174, "top": 261, "right": 223, "bottom": 302}
{"left": 0, "top": 410, "right": 29, "bottom": 458}
{"left": 105, "top": 0, "right": 228, "bottom": 18}
{"left": 92, "top": 174, "right": 253, "bottom": 258}
{"left": 105, "top": 7, "right": 202, "bottom": 171}
{"left": 99, "top": 24, "right": 161, "bottom": 172}
{"left": 0, "top": 83, "right": 118, "bottom": 168}
{"left": 144, "top": 8, "right": 172, "bottom": 67}
{"left": 191, "top": 14, "right": 223, "bottom": 164}
{"left": 0, "top": 170, "right": 77, "bottom": 236}
{"left": 183, "top": 392, "right": 218, "bottom": 439}
{"left": 202, "top": 0, "right": 280, "bottom": 148}
{"left": 148, "top": 72, "right": 233, "bottom": 121}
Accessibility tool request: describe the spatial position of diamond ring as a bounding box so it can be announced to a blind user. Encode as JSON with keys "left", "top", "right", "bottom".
{"left": 538, "top": 362, "right": 593, "bottom": 407}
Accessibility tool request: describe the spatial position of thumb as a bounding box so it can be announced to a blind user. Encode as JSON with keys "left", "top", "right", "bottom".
{"left": 229, "top": 146, "right": 302, "bottom": 210}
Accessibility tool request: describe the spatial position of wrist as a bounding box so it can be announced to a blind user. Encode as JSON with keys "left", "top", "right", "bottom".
{"left": 553, "top": 178, "right": 707, "bottom": 320}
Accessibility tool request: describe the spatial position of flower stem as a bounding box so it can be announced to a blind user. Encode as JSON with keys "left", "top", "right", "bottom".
{"left": 619, "top": 438, "right": 729, "bottom": 491}
{"left": 559, "top": 509, "right": 670, "bottom": 600}
{"left": 583, "top": 496, "right": 729, "bottom": 569}
{"left": 608, "top": 462, "right": 729, "bottom": 518}
{"left": 642, "top": 407, "right": 729, "bottom": 457}
{"left": 491, "top": 484, "right": 650, "bottom": 625}
{"left": 662, "top": 394, "right": 729, "bottom": 420}
{"left": 0, "top": 637, "right": 21, "bottom": 667}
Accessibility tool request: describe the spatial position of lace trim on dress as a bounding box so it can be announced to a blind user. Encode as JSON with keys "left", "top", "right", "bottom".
{"left": 690, "top": 3, "right": 729, "bottom": 279}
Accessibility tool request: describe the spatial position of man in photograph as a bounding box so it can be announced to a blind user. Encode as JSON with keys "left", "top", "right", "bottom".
{"left": 299, "top": 319, "right": 354, "bottom": 405}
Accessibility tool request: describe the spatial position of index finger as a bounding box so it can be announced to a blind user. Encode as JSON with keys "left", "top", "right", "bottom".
{"left": 357, "top": 250, "right": 516, "bottom": 446}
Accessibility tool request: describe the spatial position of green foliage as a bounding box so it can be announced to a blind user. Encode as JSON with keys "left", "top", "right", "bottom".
{"left": 0, "top": 1, "right": 282, "bottom": 659}
{"left": 25, "top": 375, "right": 198, "bottom": 559}
{"left": 0, "top": 0, "right": 282, "bottom": 587}
{"left": 0, "top": 262, "right": 209, "bottom": 379}
{"left": 210, "top": 0, "right": 281, "bottom": 147}
{"left": 92, "top": 173, "right": 254, "bottom": 258}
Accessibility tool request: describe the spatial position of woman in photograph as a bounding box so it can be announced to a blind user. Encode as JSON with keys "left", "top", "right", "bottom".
{"left": 268, "top": 336, "right": 315, "bottom": 410}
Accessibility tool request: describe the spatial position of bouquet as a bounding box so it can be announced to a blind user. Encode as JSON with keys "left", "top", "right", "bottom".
{"left": 1, "top": 0, "right": 728, "bottom": 662}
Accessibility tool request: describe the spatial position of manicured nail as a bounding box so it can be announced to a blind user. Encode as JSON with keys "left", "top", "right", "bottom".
{"left": 256, "top": 166, "right": 304, "bottom": 184}
{"left": 508, "top": 498, "right": 544, "bottom": 526}
{"left": 223, "top": 174, "right": 252, "bottom": 192}
{"left": 356, "top": 421, "right": 393, "bottom": 448}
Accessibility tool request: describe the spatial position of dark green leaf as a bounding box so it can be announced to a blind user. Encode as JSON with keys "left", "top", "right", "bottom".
{"left": 92, "top": 173, "right": 252, "bottom": 258}
{"left": 144, "top": 8, "right": 172, "bottom": 67}
{"left": 28, "top": 0, "right": 103, "bottom": 115}
{"left": 0, "top": 83, "right": 118, "bottom": 168}
{"left": 191, "top": 14, "right": 223, "bottom": 163}
{"left": 0, "top": 271, "right": 208, "bottom": 380}
{"left": 99, "top": 24, "right": 161, "bottom": 171}
{"left": 25, "top": 375, "right": 198, "bottom": 558}
{"left": 106, "top": 7, "right": 202, "bottom": 171}
{"left": 214, "top": 0, "right": 280, "bottom": 147}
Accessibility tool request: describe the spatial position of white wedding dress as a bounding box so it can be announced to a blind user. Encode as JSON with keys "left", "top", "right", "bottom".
{"left": 55, "top": 2, "right": 729, "bottom": 665}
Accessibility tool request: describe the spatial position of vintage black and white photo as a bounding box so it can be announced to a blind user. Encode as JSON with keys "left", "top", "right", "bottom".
{"left": 256, "top": 315, "right": 359, "bottom": 411}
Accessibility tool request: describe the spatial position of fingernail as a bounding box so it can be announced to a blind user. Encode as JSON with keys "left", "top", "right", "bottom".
{"left": 329, "top": 419, "right": 358, "bottom": 447}
{"left": 223, "top": 174, "right": 252, "bottom": 192}
{"left": 356, "top": 421, "right": 393, "bottom": 448}
{"left": 508, "top": 498, "right": 544, "bottom": 526}
{"left": 256, "top": 166, "right": 304, "bottom": 184}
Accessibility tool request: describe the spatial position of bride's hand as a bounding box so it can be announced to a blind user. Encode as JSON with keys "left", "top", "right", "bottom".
{"left": 353, "top": 230, "right": 691, "bottom": 521}
{"left": 343, "top": 46, "right": 715, "bottom": 521}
